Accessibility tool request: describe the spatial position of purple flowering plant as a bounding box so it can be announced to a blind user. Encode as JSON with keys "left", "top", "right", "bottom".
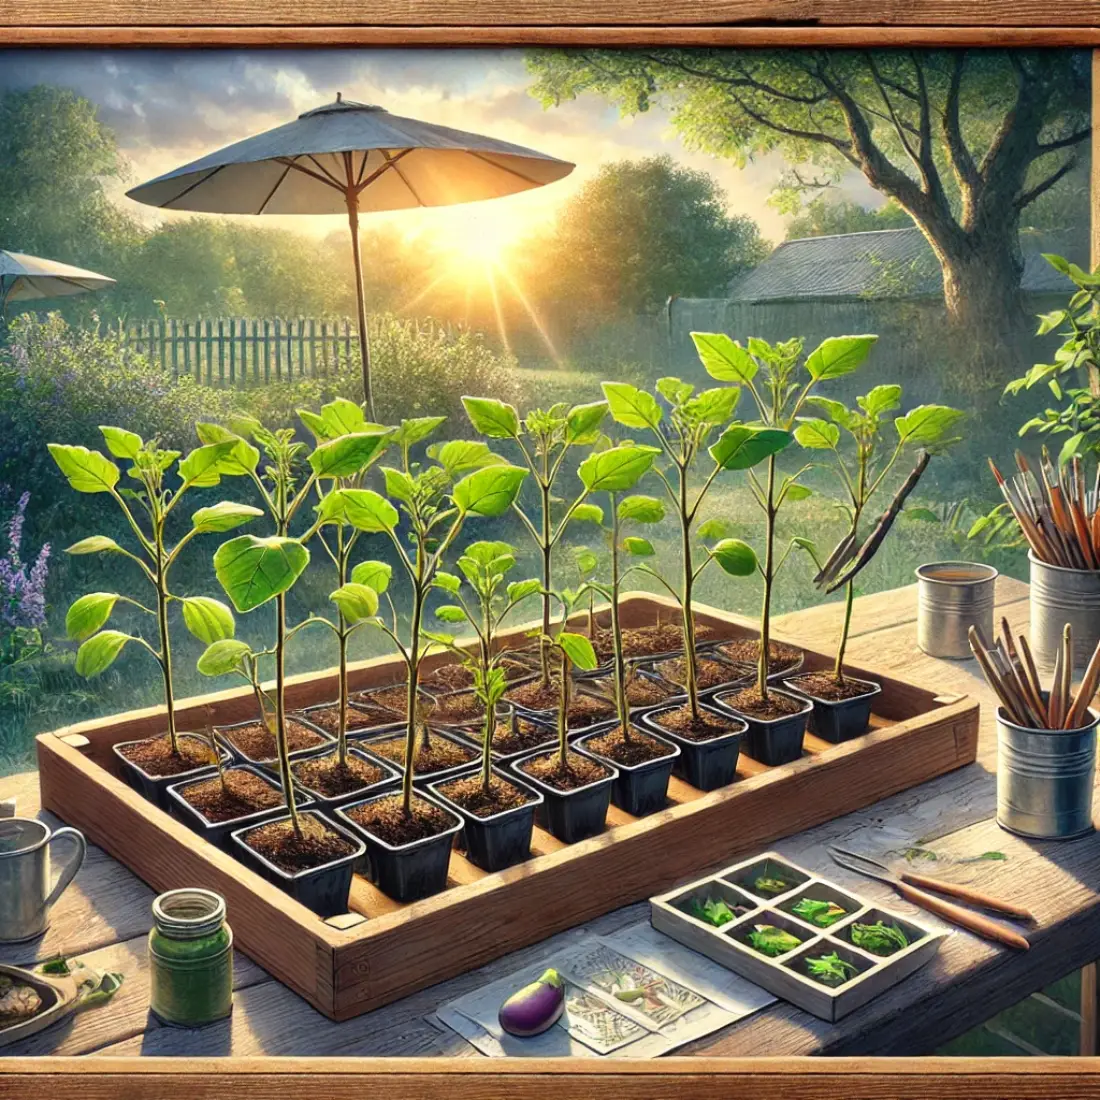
{"left": 0, "top": 491, "right": 51, "bottom": 669}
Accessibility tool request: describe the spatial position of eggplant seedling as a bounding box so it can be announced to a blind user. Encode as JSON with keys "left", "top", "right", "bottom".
{"left": 747, "top": 924, "right": 801, "bottom": 957}
{"left": 804, "top": 952, "right": 859, "bottom": 987}
{"left": 791, "top": 897, "right": 847, "bottom": 928}
{"left": 51, "top": 428, "right": 258, "bottom": 769}
{"left": 849, "top": 920, "right": 909, "bottom": 956}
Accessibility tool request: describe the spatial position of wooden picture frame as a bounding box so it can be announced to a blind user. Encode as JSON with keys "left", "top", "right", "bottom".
{"left": 0, "top": 1, "right": 1097, "bottom": 1083}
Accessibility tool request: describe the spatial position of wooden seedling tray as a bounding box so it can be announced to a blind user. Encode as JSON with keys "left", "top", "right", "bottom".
{"left": 650, "top": 851, "right": 947, "bottom": 1022}
{"left": 35, "top": 594, "right": 977, "bottom": 1021}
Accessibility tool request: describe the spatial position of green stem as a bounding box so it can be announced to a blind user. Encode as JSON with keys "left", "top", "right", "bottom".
{"left": 558, "top": 652, "right": 572, "bottom": 770}
{"left": 154, "top": 555, "right": 177, "bottom": 755}
{"left": 275, "top": 592, "right": 302, "bottom": 838}
{"left": 609, "top": 493, "right": 629, "bottom": 741}
{"left": 835, "top": 579, "right": 855, "bottom": 683}
{"left": 481, "top": 600, "right": 493, "bottom": 795}
{"left": 678, "top": 463, "right": 699, "bottom": 720}
{"left": 402, "top": 566, "right": 426, "bottom": 816}
{"left": 336, "top": 525, "right": 349, "bottom": 768}
{"left": 759, "top": 455, "right": 777, "bottom": 702}
{"left": 539, "top": 478, "right": 553, "bottom": 687}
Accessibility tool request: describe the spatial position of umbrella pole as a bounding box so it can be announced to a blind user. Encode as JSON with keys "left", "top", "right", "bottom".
{"left": 345, "top": 193, "right": 375, "bottom": 420}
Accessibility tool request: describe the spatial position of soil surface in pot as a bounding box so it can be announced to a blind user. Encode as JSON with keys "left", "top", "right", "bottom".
{"left": 792, "top": 672, "right": 874, "bottom": 701}
{"left": 520, "top": 750, "right": 611, "bottom": 792}
{"left": 368, "top": 732, "right": 476, "bottom": 775}
{"left": 585, "top": 725, "right": 673, "bottom": 767}
{"left": 297, "top": 703, "right": 389, "bottom": 736}
{"left": 223, "top": 719, "right": 324, "bottom": 761}
{"left": 617, "top": 674, "right": 679, "bottom": 707}
{"left": 180, "top": 770, "right": 283, "bottom": 823}
{"left": 651, "top": 704, "right": 740, "bottom": 743}
{"left": 725, "top": 687, "right": 807, "bottom": 721}
{"left": 718, "top": 638, "right": 803, "bottom": 673}
{"left": 430, "top": 691, "right": 485, "bottom": 724}
{"left": 118, "top": 733, "right": 216, "bottom": 777}
{"left": 421, "top": 658, "right": 529, "bottom": 692}
{"left": 619, "top": 621, "right": 722, "bottom": 658}
{"left": 353, "top": 684, "right": 410, "bottom": 713}
{"left": 505, "top": 679, "right": 616, "bottom": 724}
{"left": 656, "top": 655, "right": 741, "bottom": 690}
{"left": 470, "top": 716, "right": 554, "bottom": 755}
{"left": 437, "top": 774, "right": 536, "bottom": 818}
{"left": 292, "top": 752, "right": 387, "bottom": 797}
{"left": 245, "top": 815, "right": 355, "bottom": 873}
{"left": 505, "top": 678, "right": 561, "bottom": 711}
{"left": 347, "top": 793, "right": 455, "bottom": 845}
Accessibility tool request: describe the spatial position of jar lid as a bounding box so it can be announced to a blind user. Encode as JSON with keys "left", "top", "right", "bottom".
{"left": 152, "top": 888, "right": 226, "bottom": 939}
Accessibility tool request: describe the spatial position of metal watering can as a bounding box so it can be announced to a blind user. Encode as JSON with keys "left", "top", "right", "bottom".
{"left": 0, "top": 818, "right": 86, "bottom": 943}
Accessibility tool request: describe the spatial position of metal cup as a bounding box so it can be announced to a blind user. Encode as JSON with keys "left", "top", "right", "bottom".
{"left": 0, "top": 818, "right": 87, "bottom": 943}
{"left": 916, "top": 561, "right": 998, "bottom": 660}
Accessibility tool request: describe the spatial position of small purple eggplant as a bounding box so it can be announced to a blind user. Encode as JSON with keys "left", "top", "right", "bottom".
{"left": 498, "top": 967, "right": 565, "bottom": 1036}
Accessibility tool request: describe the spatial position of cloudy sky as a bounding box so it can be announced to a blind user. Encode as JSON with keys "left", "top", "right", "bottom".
{"left": 0, "top": 48, "right": 879, "bottom": 248}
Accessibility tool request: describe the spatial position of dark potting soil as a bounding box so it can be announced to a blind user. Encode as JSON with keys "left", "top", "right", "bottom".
{"left": 505, "top": 678, "right": 561, "bottom": 711}
{"left": 503, "top": 679, "right": 616, "bottom": 724}
{"left": 180, "top": 769, "right": 283, "bottom": 823}
{"left": 368, "top": 732, "right": 476, "bottom": 774}
{"left": 587, "top": 627, "right": 617, "bottom": 662}
{"left": 623, "top": 675, "right": 678, "bottom": 707}
{"left": 347, "top": 793, "right": 455, "bottom": 846}
{"left": 429, "top": 691, "right": 485, "bottom": 723}
{"left": 420, "top": 663, "right": 474, "bottom": 691}
{"left": 292, "top": 752, "right": 387, "bottom": 797}
{"left": 792, "top": 672, "right": 874, "bottom": 702}
{"left": 438, "top": 774, "right": 535, "bottom": 818}
{"left": 570, "top": 692, "right": 617, "bottom": 725}
{"left": 118, "top": 734, "right": 216, "bottom": 777}
{"left": 223, "top": 719, "right": 324, "bottom": 761}
{"left": 519, "top": 750, "right": 611, "bottom": 792}
{"left": 718, "top": 638, "right": 803, "bottom": 673}
{"left": 656, "top": 655, "right": 743, "bottom": 690}
{"left": 473, "top": 717, "right": 554, "bottom": 755}
{"left": 725, "top": 687, "right": 807, "bottom": 721}
{"left": 585, "top": 725, "right": 673, "bottom": 767}
{"left": 652, "top": 705, "right": 740, "bottom": 743}
{"left": 297, "top": 703, "right": 389, "bottom": 737}
{"left": 353, "top": 684, "right": 410, "bottom": 713}
{"left": 619, "top": 621, "right": 722, "bottom": 658}
{"left": 245, "top": 815, "right": 355, "bottom": 874}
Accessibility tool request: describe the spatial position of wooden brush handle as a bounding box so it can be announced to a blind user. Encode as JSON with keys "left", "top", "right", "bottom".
{"left": 899, "top": 872, "right": 1035, "bottom": 922}
{"left": 897, "top": 882, "right": 1030, "bottom": 950}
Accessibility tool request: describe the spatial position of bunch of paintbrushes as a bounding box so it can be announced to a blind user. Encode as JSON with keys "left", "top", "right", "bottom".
{"left": 968, "top": 619, "right": 1100, "bottom": 731}
{"left": 988, "top": 449, "right": 1100, "bottom": 569}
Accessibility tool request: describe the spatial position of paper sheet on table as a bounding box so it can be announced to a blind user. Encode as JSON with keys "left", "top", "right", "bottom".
{"left": 435, "top": 920, "right": 775, "bottom": 1058}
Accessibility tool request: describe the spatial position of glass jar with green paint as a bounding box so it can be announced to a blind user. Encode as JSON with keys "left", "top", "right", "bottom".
{"left": 148, "top": 888, "right": 233, "bottom": 1027}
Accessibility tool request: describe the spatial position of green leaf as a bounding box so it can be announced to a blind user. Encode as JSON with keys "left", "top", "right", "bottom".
{"left": 618, "top": 495, "right": 664, "bottom": 524}
{"left": 697, "top": 517, "right": 736, "bottom": 540}
{"left": 572, "top": 502, "right": 605, "bottom": 525}
{"left": 784, "top": 484, "right": 813, "bottom": 502}
{"left": 432, "top": 571, "right": 462, "bottom": 595}
{"left": 213, "top": 535, "right": 310, "bottom": 613}
{"left": 805, "top": 334, "right": 878, "bottom": 380}
{"left": 298, "top": 397, "right": 372, "bottom": 441}
{"left": 327, "top": 489, "right": 399, "bottom": 532}
{"left": 895, "top": 405, "right": 966, "bottom": 446}
{"left": 99, "top": 426, "right": 143, "bottom": 460}
{"left": 906, "top": 506, "right": 940, "bottom": 523}
{"left": 572, "top": 546, "right": 598, "bottom": 575}
{"left": 710, "top": 538, "right": 757, "bottom": 577}
{"left": 66, "top": 592, "right": 119, "bottom": 641}
{"left": 177, "top": 440, "right": 239, "bottom": 487}
{"left": 577, "top": 444, "right": 659, "bottom": 492}
{"left": 393, "top": 416, "right": 446, "bottom": 447}
{"left": 194, "top": 423, "right": 260, "bottom": 475}
{"left": 858, "top": 384, "right": 902, "bottom": 418}
{"left": 432, "top": 439, "right": 503, "bottom": 475}
{"left": 507, "top": 578, "right": 542, "bottom": 603}
{"left": 309, "top": 431, "right": 391, "bottom": 478}
{"left": 48, "top": 444, "right": 119, "bottom": 494}
{"left": 794, "top": 418, "right": 840, "bottom": 450}
{"left": 435, "top": 605, "right": 468, "bottom": 624}
{"left": 329, "top": 582, "right": 380, "bottom": 623}
{"left": 807, "top": 396, "right": 855, "bottom": 428}
{"left": 197, "top": 638, "right": 252, "bottom": 677}
{"left": 685, "top": 386, "right": 740, "bottom": 426}
{"left": 191, "top": 501, "right": 264, "bottom": 534}
{"left": 75, "top": 631, "right": 132, "bottom": 678}
{"left": 1060, "top": 431, "right": 1086, "bottom": 467}
{"left": 557, "top": 630, "right": 598, "bottom": 671}
{"left": 566, "top": 401, "right": 609, "bottom": 442}
{"left": 1036, "top": 309, "right": 1068, "bottom": 336}
{"left": 452, "top": 464, "right": 528, "bottom": 516}
{"left": 65, "top": 535, "right": 123, "bottom": 556}
{"left": 710, "top": 425, "right": 792, "bottom": 470}
{"left": 463, "top": 540, "right": 515, "bottom": 567}
{"left": 351, "top": 560, "right": 392, "bottom": 594}
{"left": 623, "top": 536, "right": 655, "bottom": 557}
{"left": 657, "top": 376, "right": 694, "bottom": 405}
{"left": 691, "top": 332, "right": 758, "bottom": 383}
{"left": 462, "top": 396, "right": 520, "bottom": 438}
{"left": 181, "top": 596, "right": 235, "bottom": 644}
{"left": 381, "top": 467, "right": 416, "bottom": 503}
{"left": 601, "top": 382, "right": 663, "bottom": 430}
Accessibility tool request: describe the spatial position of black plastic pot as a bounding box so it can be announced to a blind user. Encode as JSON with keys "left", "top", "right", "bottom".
{"left": 785, "top": 674, "right": 882, "bottom": 743}
{"left": 429, "top": 673, "right": 538, "bottom": 727}
{"left": 112, "top": 732, "right": 231, "bottom": 810}
{"left": 710, "top": 687, "right": 812, "bottom": 766}
{"left": 290, "top": 744, "right": 401, "bottom": 812}
{"left": 635, "top": 702, "right": 747, "bottom": 791}
{"left": 231, "top": 810, "right": 364, "bottom": 918}
{"left": 514, "top": 750, "right": 618, "bottom": 843}
{"left": 166, "top": 764, "right": 296, "bottom": 849}
{"left": 215, "top": 717, "right": 333, "bottom": 773}
{"left": 574, "top": 725, "right": 679, "bottom": 816}
{"left": 335, "top": 790, "right": 463, "bottom": 902}
{"left": 428, "top": 769, "right": 543, "bottom": 872}
{"left": 350, "top": 722, "right": 479, "bottom": 787}
{"left": 712, "top": 641, "right": 805, "bottom": 684}
{"left": 295, "top": 699, "right": 397, "bottom": 738}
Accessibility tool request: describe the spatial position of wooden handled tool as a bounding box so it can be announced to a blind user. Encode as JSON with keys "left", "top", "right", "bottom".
{"left": 895, "top": 882, "right": 1030, "bottom": 951}
{"left": 898, "top": 871, "right": 1036, "bottom": 922}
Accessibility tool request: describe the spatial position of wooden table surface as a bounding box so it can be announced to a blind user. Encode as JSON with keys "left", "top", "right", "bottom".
{"left": 4, "top": 575, "right": 1097, "bottom": 1059}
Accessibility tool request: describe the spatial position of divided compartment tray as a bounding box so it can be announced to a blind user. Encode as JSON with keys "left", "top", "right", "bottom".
{"left": 650, "top": 850, "right": 946, "bottom": 1022}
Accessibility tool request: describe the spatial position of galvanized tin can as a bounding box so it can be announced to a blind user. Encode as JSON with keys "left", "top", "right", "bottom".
{"left": 915, "top": 561, "right": 998, "bottom": 660}
{"left": 997, "top": 704, "right": 1098, "bottom": 840}
{"left": 1028, "top": 552, "right": 1100, "bottom": 676}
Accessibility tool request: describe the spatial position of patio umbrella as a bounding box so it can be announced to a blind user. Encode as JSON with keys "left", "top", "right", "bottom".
{"left": 0, "top": 250, "right": 115, "bottom": 317}
{"left": 126, "top": 95, "right": 575, "bottom": 417}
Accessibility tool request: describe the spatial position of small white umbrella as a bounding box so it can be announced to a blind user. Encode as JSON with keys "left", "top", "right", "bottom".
{"left": 127, "top": 95, "right": 575, "bottom": 416}
{"left": 128, "top": 97, "right": 575, "bottom": 216}
{"left": 0, "top": 250, "right": 115, "bottom": 317}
